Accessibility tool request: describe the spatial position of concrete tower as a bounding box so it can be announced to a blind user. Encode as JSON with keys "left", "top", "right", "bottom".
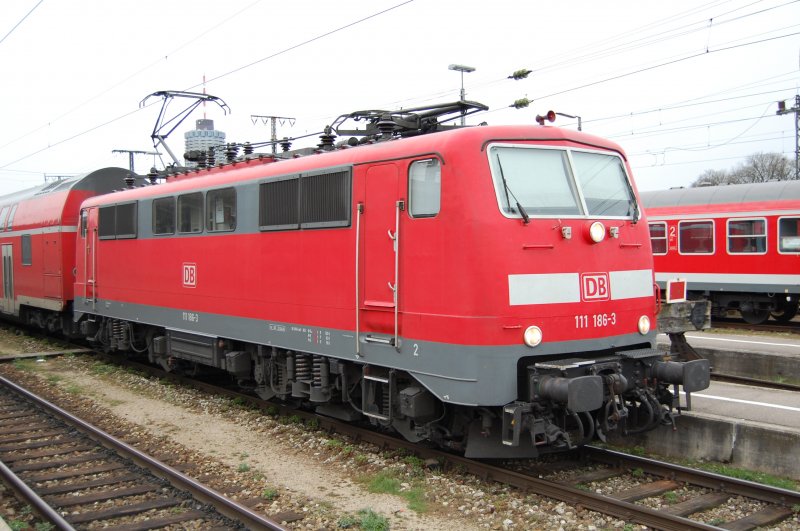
{"left": 184, "top": 119, "right": 226, "bottom": 168}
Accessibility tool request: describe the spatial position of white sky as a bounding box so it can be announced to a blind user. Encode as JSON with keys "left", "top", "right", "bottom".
{"left": 1, "top": 0, "right": 798, "bottom": 194}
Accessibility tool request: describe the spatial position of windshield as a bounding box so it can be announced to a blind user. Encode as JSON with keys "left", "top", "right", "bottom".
{"left": 488, "top": 144, "right": 635, "bottom": 219}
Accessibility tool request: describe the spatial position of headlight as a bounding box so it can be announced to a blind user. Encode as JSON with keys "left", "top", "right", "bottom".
{"left": 523, "top": 326, "right": 543, "bottom": 347}
{"left": 637, "top": 315, "right": 651, "bottom": 335}
{"left": 589, "top": 221, "right": 606, "bottom": 243}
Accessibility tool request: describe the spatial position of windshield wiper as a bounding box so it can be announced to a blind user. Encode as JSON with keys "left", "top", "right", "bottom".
{"left": 495, "top": 154, "right": 530, "bottom": 225}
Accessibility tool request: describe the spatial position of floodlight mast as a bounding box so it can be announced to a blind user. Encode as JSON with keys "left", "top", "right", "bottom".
{"left": 140, "top": 90, "right": 230, "bottom": 167}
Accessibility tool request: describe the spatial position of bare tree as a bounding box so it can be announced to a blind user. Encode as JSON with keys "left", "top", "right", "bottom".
{"left": 693, "top": 168, "right": 730, "bottom": 187}
{"left": 691, "top": 152, "right": 793, "bottom": 187}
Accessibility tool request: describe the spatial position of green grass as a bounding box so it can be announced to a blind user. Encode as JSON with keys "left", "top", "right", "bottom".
{"left": 696, "top": 462, "right": 797, "bottom": 490}
{"left": 237, "top": 462, "right": 250, "bottom": 473}
{"left": 261, "top": 487, "right": 279, "bottom": 501}
{"left": 89, "top": 362, "right": 118, "bottom": 376}
{"left": 607, "top": 444, "right": 799, "bottom": 492}
{"left": 663, "top": 491, "right": 679, "bottom": 504}
{"left": 337, "top": 509, "right": 389, "bottom": 531}
{"left": 12, "top": 359, "right": 37, "bottom": 372}
{"left": 364, "top": 470, "right": 428, "bottom": 513}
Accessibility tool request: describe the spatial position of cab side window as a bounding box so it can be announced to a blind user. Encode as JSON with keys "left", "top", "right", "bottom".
{"left": 408, "top": 158, "right": 441, "bottom": 218}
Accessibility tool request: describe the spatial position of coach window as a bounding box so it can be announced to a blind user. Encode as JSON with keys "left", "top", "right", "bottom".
{"left": 678, "top": 220, "right": 714, "bottom": 254}
{"left": 21, "top": 234, "right": 32, "bottom": 266}
{"left": 153, "top": 197, "right": 175, "bottom": 235}
{"left": 409, "top": 159, "right": 441, "bottom": 217}
{"left": 0, "top": 207, "right": 8, "bottom": 231}
{"left": 778, "top": 217, "right": 800, "bottom": 253}
{"left": 178, "top": 192, "right": 203, "bottom": 233}
{"left": 207, "top": 188, "right": 236, "bottom": 232}
{"left": 648, "top": 222, "right": 667, "bottom": 255}
{"left": 6, "top": 204, "right": 17, "bottom": 231}
{"left": 727, "top": 218, "right": 766, "bottom": 254}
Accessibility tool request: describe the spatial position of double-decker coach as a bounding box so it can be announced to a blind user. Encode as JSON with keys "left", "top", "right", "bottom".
{"left": 0, "top": 168, "right": 141, "bottom": 333}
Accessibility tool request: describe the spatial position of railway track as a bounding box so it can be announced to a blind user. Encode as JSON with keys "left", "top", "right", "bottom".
{"left": 108, "top": 357, "right": 799, "bottom": 531}
{"left": 0, "top": 374, "right": 286, "bottom": 531}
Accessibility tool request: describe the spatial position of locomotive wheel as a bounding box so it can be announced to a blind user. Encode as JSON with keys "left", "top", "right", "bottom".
{"left": 771, "top": 300, "right": 799, "bottom": 322}
{"left": 740, "top": 308, "right": 770, "bottom": 325}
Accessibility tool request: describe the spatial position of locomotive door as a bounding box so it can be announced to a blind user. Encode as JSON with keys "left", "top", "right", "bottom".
{"left": 362, "top": 163, "right": 402, "bottom": 346}
{"left": 1, "top": 244, "right": 13, "bottom": 314}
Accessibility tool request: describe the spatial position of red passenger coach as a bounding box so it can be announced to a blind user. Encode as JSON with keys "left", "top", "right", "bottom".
{"left": 641, "top": 180, "right": 800, "bottom": 324}
{"left": 0, "top": 168, "right": 139, "bottom": 332}
{"left": 5, "top": 102, "right": 709, "bottom": 457}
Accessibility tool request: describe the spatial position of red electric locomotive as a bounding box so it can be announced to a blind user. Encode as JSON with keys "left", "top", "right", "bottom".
{"left": 641, "top": 180, "right": 800, "bottom": 324}
{"left": 5, "top": 102, "right": 709, "bottom": 457}
{"left": 0, "top": 168, "right": 142, "bottom": 332}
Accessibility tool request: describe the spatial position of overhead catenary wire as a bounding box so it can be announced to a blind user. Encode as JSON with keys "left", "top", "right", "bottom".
{"left": 0, "top": 0, "right": 43, "bottom": 47}
{"left": 0, "top": 0, "right": 416, "bottom": 172}
{"left": 0, "top": 0, "right": 795, "bottom": 183}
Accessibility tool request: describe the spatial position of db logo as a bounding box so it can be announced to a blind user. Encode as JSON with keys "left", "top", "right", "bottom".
{"left": 581, "top": 272, "right": 609, "bottom": 301}
{"left": 182, "top": 263, "right": 197, "bottom": 288}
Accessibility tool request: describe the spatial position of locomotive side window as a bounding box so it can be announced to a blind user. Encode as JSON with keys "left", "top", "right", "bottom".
{"left": 21, "top": 234, "right": 32, "bottom": 266}
{"left": 648, "top": 222, "right": 667, "bottom": 255}
{"left": 98, "top": 202, "right": 138, "bottom": 240}
{"left": 409, "top": 159, "right": 441, "bottom": 218}
{"left": 571, "top": 151, "right": 635, "bottom": 217}
{"left": 207, "top": 188, "right": 236, "bottom": 232}
{"left": 778, "top": 217, "right": 800, "bottom": 253}
{"left": 259, "top": 177, "right": 299, "bottom": 230}
{"left": 115, "top": 202, "right": 137, "bottom": 239}
{"left": 0, "top": 207, "right": 8, "bottom": 231}
{"left": 6, "top": 204, "right": 17, "bottom": 231}
{"left": 678, "top": 220, "right": 714, "bottom": 254}
{"left": 727, "top": 218, "right": 766, "bottom": 254}
{"left": 178, "top": 193, "right": 203, "bottom": 234}
{"left": 98, "top": 206, "right": 116, "bottom": 240}
{"left": 153, "top": 197, "right": 176, "bottom": 235}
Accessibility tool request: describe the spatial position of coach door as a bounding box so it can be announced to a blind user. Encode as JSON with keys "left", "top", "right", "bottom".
{"left": 1, "top": 245, "right": 13, "bottom": 314}
{"left": 362, "top": 163, "right": 403, "bottom": 348}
